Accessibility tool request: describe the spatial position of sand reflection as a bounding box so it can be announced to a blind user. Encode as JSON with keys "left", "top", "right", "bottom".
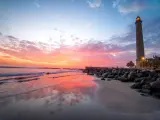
{"left": 0, "top": 73, "right": 97, "bottom": 117}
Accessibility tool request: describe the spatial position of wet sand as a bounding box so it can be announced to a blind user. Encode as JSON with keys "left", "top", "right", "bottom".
{"left": 0, "top": 72, "right": 160, "bottom": 120}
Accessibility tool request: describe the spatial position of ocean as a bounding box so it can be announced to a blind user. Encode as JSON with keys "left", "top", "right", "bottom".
{"left": 0, "top": 67, "right": 77, "bottom": 77}
{"left": 0, "top": 67, "right": 80, "bottom": 84}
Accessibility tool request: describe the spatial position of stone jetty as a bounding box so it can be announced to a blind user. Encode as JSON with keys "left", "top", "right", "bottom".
{"left": 83, "top": 67, "right": 160, "bottom": 98}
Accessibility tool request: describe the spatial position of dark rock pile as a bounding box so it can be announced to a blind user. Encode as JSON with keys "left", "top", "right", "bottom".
{"left": 83, "top": 67, "right": 160, "bottom": 98}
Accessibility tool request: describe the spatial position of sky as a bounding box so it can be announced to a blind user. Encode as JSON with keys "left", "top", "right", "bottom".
{"left": 0, "top": 0, "right": 160, "bottom": 68}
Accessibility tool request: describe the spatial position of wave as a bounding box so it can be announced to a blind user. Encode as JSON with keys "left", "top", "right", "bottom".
{"left": 0, "top": 70, "right": 80, "bottom": 77}
{"left": 0, "top": 70, "right": 82, "bottom": 85}
{"left": 0, "top": 72, "right": 44, "bottom": 77}
{"left": 0, "top": 75, "right": 40, "bottom": 84}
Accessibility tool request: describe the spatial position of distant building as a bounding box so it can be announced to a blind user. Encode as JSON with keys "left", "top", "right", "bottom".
{"left": 135, "top": 16, "right": 145, "bottom": 68}
{"left": 141, "top": 55, "right": 160, "bottom": 69}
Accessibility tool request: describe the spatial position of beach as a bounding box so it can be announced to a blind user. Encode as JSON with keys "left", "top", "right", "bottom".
{"left": 0, "top": 68, "right": 160, "bottom": 120}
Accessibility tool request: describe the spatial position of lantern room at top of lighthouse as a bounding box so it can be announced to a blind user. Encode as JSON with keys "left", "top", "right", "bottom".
{"left": 136, "top": 16, "right": 142, "bottom": 21}
{"left": 135, "top": 16, "right": 142, "bottom": 24}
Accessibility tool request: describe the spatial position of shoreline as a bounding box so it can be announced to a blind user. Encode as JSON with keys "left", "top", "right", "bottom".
{"left": 84, "top": 67, "right": 160, "bottom": 99}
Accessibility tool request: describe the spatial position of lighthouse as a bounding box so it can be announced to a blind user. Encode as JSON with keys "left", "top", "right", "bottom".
{"left": 135, "top": 16, "right": 145, "bottom": 68}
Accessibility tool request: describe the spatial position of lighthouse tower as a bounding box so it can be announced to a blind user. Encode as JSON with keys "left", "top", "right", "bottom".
{"left": 135, "top": 16, "right": 145, "bottom": 68}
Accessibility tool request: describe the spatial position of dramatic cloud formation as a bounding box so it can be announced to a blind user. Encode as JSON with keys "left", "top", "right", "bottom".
{"left": 0, "top": 15, "right": 160, "bottom": 68}
{"left": 0, "top": 34, "right": 119, "bottom": 68}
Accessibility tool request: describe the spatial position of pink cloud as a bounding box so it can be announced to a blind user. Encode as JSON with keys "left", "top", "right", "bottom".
{"left": 0, "top": 31, "right": 140, "bottom": 68}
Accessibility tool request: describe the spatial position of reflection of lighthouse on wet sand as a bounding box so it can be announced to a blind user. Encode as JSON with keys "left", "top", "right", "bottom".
{"left": 135, "top": 16, "right": 145, "bottom": 68}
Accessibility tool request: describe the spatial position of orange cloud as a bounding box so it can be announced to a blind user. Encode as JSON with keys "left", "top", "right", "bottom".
{"left": 0, "top": 34, "right": 131, "bottom": 68}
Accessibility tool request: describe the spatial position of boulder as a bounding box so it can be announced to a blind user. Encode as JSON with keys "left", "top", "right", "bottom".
{"left": 151, "top": 77, "right": 157, "bottom": 82}
{"left": 130, "top": 83, "right": 143, "bottom": 89}
{"left": 120, "top": 78, "right": 129, "bottom": 82}
{"left": 112, "top": 69, "right": 117, "bottom": 74}
{"left": 149, "top": 80, "right": 160, "bottom": 97}
{"left": 127, "top": 71, "right": 136, "bottom": 81}
{"left": 118, "top": 72, "right": 129, "bottom": 82}
{"left": 156, "top": 78, "right": 160, "bottom": 81}
{"left": 114, "top": 75, "right": 119, "bottom": 79}
{"left": 88, "top": 72, "right": 94, "bottom": 75}
{"left": 145, "top": 75, "right": 152, "bottom": 81}
{"left": 139, "top": 84, "right": 152, "bottom": 94}
{"left": 101, "top": 78, "right": 105, "bottom": 80}
{"left": 120, "top": 72, "right": 128, "bottom": 78}
{"left": 134, "top": 77, "right": 146, "bottom": 83}
{"left": 107, "top": 75, "right": 114, "bottom": 78}
{"left": 141, "top": 71, "right": 150, "bottom": 77}
{"left": 150, "top": 80, "right": 160, "bottom": 89}
{"left": 137, "top": 72, "right": 143, "bottom": 77}
{"left": 142, "top": 84, "right": 151, "bottom": 89}
{"left": 102, "top": 72, "right": 109, "bottom": 78}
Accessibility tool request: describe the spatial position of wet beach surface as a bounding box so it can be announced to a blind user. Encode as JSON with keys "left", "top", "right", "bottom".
{"left": 0, "top": 72, "right": 160, "bottom": 120}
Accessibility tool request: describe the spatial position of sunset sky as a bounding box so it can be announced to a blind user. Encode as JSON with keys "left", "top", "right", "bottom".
{"left": 0, "top": 0, "right": 160, "bottom": 68}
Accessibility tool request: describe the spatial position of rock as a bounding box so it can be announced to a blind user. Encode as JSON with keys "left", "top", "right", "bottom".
{"left": 153, "top": 93, "right": 160, "bottom": 97}
{"left": 88, "top": 72, "right": 94, "bottom": 75}
{"left": 127, "top": 71, "right": 136, "bottom": 81}
{"left": 150, "top": 81, "right": 160, "bottom": 96}
{"left": 117, "top": 72, "right": 123, "bottom": 76}
{"left": 98, "top": 71, "right": 104, "bottom": 77}
{"left": 145, "top": 75, "right": 152, "bottom": 81}
{"left": 142, "top": 84, "right": 151, "bottom": 89}
{"left": 140, "top": 93, "right": 150, "bottom": 97}
{"left": 156, "top": 78, "right": 160, "bottom": 81}
{"left": 150, "top": 72, "right": 158, "bottom": 78}
{"left": 107, "top": 75, "right": 114, "bottom": 78}
{"left": 134, "top": 77, "right": 146, "bottom": 83}
{"left": 134, "top": 78, "right": 141, "bottom": 82}
{"left": 83, "top": 67, "right": 160, "bottom": 97}
{"left": 151, "top": 77, "right": 157, "bottom": 82}
{"left": 120, "top": 78, "right": 129, "bottom": 82}
{"left": 137, "top": 72, "right": 143, "bottom": 77}
{"left": 118, "top": 72, "right": 129, "bottom": 81}
{"left": 130, "top": 83, "right": 143, "bottom": 89}
{"left": 112, "top": 69, "right": 117, "bottom": 74}
{"left": 102, "top": 72, "right": 109, "bottom": 77}
{"left": 137, "top": 84, "right": 152, "bottom": 94}
{"left": 101, "top": 78, "right": 105, "bottom": 80}
{"left": 114, "top": 75, "right": 119, "bottom": 79}
{"left": 141, "top": 71, "right": 150, "bottom": 77}
{"left": 122, "top": 72, "right": 129, "bottom": 78}
{"left": 150, "top": 80, "right": 160, "bottom": 89}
